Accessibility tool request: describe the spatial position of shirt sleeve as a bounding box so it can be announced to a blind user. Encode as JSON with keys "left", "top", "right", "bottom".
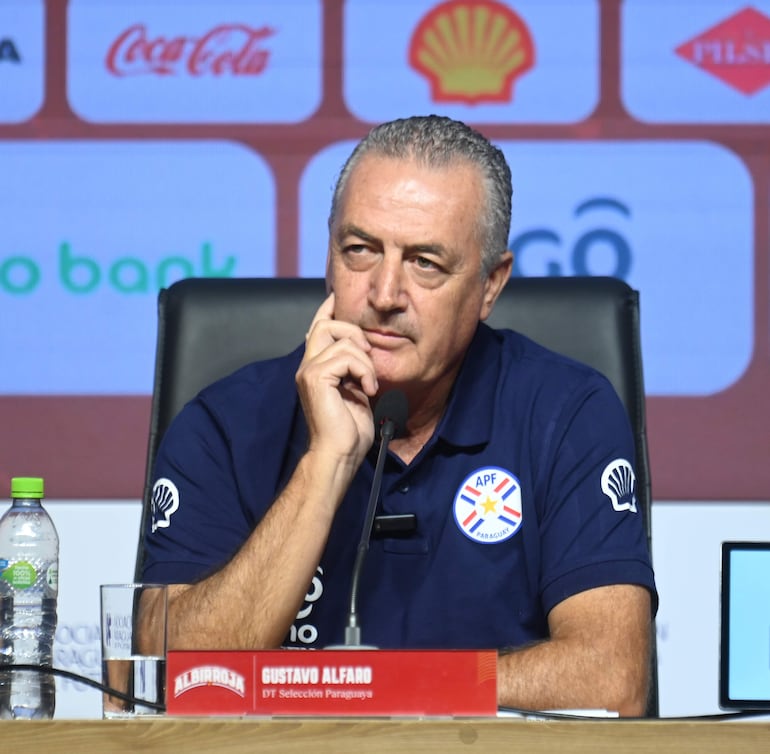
{"left": 536, "top": 373, "right": 658, "bottom": 616}
{"left": 141, "top": 397, "right": 255, "bottom": 584}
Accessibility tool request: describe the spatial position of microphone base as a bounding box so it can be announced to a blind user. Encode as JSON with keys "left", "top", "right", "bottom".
{"left": 324, "top": 643, "right": 378, "bottom": 650}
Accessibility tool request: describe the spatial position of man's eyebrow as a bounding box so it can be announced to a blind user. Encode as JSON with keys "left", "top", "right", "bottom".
{"left": 335, "top": 223, "right": 380, "bottom": 245}
{"left": 335, "top": 224, "right": 450, "bottom": 258}
{"left": 406, "top": 242, "right": 448, "bottom": 257}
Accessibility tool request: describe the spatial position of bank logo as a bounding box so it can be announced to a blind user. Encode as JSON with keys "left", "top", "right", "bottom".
{"left": 675, "top": 7, "right": 770, "bottom": 95}
{"left": 408, "top": 0, "right": 535, "bottom": 105}
{"left": 151, "top": 478, "right": 180, "bottom": 532}
{"left": 453, "top": 467, "right": 523, "bottom": 544}
{"left": 1, "top": 140, "right": 274, "bottom": 394}
{"left": 600, "top": 458, "right": 637, "bottom": 514}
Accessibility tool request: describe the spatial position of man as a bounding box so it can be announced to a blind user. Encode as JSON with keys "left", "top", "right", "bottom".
{"left": 142, "top": 115, "right": 656, "bottom": 716}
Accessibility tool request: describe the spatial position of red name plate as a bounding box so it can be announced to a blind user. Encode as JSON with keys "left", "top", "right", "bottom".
{"left": 166, "top": 649, "right": 497, "bottom": 717}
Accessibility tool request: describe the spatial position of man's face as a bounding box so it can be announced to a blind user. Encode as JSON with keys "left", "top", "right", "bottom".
{"left": 327, "top": 154, "right": 510, "bottom": 397}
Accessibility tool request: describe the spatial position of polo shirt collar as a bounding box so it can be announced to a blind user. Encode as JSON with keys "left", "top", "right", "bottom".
{"left": 434, "top": 322, "right": 502, "bottom": 449}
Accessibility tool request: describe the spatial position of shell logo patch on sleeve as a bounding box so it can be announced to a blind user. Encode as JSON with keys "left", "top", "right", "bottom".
{"left": 453, "top": 467, "right": 523, "bottom": 544}
{"left": 151, "top": 477, "right": 180, "bottom": 532}
{"left": 601, "top": 458, "right": 638, "bottom": 513}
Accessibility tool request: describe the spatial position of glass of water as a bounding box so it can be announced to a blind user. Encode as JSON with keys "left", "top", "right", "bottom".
{"left": 100, "top": 583, "right": 167, "bottom": 718}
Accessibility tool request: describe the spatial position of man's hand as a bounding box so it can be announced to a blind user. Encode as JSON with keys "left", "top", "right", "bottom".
{"left": 296, "top": 292, "right": 379, "bottom": 470}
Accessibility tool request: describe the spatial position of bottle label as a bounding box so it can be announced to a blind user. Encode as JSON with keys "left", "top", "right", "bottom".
{"left": 46, "top": 563, "right": 59, "bottom": 590}
{"left": 1, "top": 560, "right": 37, "bottom": 589}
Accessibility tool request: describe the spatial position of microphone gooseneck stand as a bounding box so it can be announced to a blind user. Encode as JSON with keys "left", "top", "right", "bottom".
{"left": 342, "top": 389, "right": 408, "bottom": 648}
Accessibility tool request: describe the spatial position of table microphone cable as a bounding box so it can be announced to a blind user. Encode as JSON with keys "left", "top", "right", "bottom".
{"left": 0, "top": 663, "right": 165, "bottom": 712}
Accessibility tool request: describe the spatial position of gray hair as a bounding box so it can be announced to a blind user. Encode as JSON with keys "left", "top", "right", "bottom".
{"left": 328, "top": 115, "right": 512, "bottom": 276}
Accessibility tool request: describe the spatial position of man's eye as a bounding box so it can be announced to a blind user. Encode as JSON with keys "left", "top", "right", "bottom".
{"left": 415, "top": 256, "right": 438, "bottom": 270}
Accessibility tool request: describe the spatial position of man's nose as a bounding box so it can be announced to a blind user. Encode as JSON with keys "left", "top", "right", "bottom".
{"left": 369, "top": 256, "right": 406, "bottom": 311}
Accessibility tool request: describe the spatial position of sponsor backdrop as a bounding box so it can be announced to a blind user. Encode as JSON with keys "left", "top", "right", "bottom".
{"left": 1, "top": 0, "right": 769, "bottom": 717}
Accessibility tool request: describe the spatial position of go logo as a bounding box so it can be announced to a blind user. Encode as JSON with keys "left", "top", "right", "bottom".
{"left": 510, "top": 197, "right": 632, "bottom": 280}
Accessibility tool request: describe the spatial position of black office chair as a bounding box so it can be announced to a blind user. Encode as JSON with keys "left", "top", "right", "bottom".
{"left": 135, "top": 275, "right": 657, "bottom": 715}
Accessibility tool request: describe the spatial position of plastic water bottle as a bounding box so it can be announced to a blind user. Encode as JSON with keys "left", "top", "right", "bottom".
{"left": 0, "top": 477, "right": 59, "bottom": 719}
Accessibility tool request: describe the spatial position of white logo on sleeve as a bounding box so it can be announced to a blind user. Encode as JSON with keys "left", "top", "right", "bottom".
{"left": 151, "top": 477, "right": 180, "bottom": 532}
{"left": 601, "top": 459, "right": 637, "bottom": 513}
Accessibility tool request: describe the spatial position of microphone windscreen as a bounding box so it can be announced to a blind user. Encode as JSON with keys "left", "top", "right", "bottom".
{"left": 373, "top": 389, "right": 409, "bottom": 439}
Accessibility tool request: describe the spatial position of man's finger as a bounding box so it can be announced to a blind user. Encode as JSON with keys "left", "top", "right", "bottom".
{"left": 306, "top": 292, "right": 335, "bottom": 340}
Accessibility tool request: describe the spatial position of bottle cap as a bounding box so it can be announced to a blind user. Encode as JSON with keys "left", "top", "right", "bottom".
{"left": 11, "top": 477, "right": 45, "bottom": 499}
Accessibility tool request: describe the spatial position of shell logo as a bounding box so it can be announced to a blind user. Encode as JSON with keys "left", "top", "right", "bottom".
{"left": 409, "top": 0, "right": 535, "bottom": 105}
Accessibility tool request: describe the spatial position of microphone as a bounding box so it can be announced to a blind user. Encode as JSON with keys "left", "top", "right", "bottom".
{"left": 339, "top": 389, "right": 408, "bottom": 648}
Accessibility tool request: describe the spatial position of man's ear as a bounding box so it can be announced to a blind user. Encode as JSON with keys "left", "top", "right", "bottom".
{"left": 480, "top": 250, "right": 513, "bottom": 321}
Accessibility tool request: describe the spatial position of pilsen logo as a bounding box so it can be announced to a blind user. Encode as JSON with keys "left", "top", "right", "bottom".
{"left": 675, "top": 7, "right": 770, "bottom": 95}
{"left": 408, "top": 0, "right": 535, "bottom": 105}
{"left": 173, "top": 665, "right": 246, "bottom": 698}
{"left": 105, "top": 23, "right": 275, "bottom": 77}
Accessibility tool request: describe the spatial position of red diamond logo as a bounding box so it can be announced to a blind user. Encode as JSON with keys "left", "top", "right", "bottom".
{"left": 675, "top": 6, "right": 770, "bottom": 95}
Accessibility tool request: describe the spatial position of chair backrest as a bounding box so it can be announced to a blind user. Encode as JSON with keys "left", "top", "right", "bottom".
{"left": 135, "top": 275, "right": 656, "bottom": 715}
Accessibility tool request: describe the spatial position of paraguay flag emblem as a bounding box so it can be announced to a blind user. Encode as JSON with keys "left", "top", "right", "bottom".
{"left": 453, "top": 466, "right": 523, "bottom": 544}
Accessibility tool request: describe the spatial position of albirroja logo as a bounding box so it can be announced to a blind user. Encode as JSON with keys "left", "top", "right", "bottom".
{"left": 105, "top": 23, "right": 275, "bottom": 77}
{"left": 174, "top": 666, "right": 246, "bottom": 698}
{"left": 408, "top": 0, "right": 535, "bottom": 105}
{"left": 675, "top": 7, "right": 770, "bottom": 95}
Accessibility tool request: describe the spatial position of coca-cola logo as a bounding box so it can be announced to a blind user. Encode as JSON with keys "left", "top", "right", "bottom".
{"left": 105, "top": 23, "right": 275, "bottom": 77}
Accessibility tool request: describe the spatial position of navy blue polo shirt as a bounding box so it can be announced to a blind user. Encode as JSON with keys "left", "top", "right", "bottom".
{"left": 143, "top": 323, "right": 656, "bottom": 650}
